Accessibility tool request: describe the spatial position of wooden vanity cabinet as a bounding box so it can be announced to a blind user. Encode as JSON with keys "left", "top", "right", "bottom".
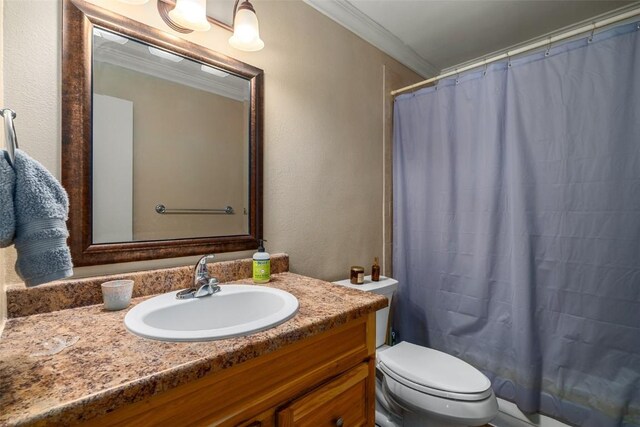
{"left": 277, "top": 363, "right": 371, "bottom": 426}
{"left": 88, "top": 312, "right": 376, "bottom": 427}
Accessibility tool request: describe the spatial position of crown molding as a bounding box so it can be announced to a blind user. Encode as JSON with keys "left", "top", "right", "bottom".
{"left": 303, "top": 0, "right": 438, "bottom": 78}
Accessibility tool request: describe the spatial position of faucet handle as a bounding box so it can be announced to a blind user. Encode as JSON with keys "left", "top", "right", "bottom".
{"left": 193, "top": 277, "right": 221, "bottom": 298}
{"left": 178, "top": 254, "right": 220, "bottom": 299}
{"left": 195, "top": 254, "right": 216, "bottom": 275}
{"left": 198, "top": 254, "right": 216, "bottom": 264}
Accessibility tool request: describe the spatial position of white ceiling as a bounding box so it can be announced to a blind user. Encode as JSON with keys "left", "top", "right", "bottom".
{"left": 305, "top": 0, "right": 637, "bottom": 77}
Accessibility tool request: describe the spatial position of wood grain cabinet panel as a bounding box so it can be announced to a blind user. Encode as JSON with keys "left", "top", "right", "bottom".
{"left": 232, "top": 408, "right": 275, "bottom": 427}
{"left": 277, "top": 364, "right": 370, "bottom": 427}
{"left": 87, "top": 312, "right": 376, "bottom": 427}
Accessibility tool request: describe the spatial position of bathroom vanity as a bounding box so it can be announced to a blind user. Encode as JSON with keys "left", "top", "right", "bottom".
{"left": 95, "top": 312, "right": 376, "bottom": 426}
{"left": 0, "top": 254, "right": 386, "bottom": 426}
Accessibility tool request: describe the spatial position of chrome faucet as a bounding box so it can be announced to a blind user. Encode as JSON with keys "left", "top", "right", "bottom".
{"left": 176, "top": 254, "right": 220, "bottom": 299}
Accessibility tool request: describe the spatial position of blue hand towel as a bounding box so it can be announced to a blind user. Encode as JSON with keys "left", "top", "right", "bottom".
{"left": 13, "top": 149, "right": 73, "bottom": 286}
{"left": 0, "top": 150, "right": 16, "bottom": 247}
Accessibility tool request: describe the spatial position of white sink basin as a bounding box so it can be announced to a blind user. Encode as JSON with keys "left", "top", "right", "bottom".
{"left": 124, "top": 285, "right": 299, "bottom": 342}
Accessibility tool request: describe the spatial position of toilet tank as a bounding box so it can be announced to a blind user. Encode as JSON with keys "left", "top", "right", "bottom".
{"left": 333, "top": 276, "right": 399, "bottom": 348}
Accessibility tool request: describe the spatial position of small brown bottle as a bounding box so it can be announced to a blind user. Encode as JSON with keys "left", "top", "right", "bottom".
{"left": 371, "top": 257, "right": 380, "bottom": 281}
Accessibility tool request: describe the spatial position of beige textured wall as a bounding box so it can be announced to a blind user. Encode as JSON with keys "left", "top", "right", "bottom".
{"left": 94, "top": 63, "right": 248, "bottom": 240}
{"left": 1, "top": 0, "right": 420, "bottom": 286}
{"left": 1, "top": 0, "right": 60, "bottom": 287}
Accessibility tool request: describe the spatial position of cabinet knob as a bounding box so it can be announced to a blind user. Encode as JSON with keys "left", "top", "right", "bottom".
{"left": 335, "top": 417, "right": 344, "bottom": 427}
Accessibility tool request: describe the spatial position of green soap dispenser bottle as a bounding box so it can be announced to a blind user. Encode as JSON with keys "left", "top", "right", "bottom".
{"left": 252, "top": 239, "right": 270, "bottom": 284}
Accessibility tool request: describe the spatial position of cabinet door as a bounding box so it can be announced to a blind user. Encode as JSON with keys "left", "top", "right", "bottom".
{"left": 277, "top": 364, "right": 370, "bottom": 427}
{"left": 234, "top": 408, "right": 275, "bottom": 427}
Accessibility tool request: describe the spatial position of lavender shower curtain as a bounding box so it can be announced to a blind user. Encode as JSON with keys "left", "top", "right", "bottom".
{"left": 393, "top": 22, "right": 640, "bottom": 427}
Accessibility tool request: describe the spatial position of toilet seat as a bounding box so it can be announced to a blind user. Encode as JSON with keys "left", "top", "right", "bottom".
{"left": 381, "top": 372, "right": 498, "bottom": 426}
{"left": 377, "top": 342, "right": 498, "bottom": 426}
{"left": 377, "top": 342, "right": 492, "bottom": 401}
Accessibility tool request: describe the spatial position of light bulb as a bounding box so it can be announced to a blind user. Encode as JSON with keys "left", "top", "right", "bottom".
{"left": 229, "top": 1, "right": 264, "bottom": 52}
{"left": 94, "top": 29, "right": 129, "bottom": 45}
{"left": 168, "top": 0, "right": 211, "bottom": 32}
{"left": 148, "top": 46, "right": 184, "bottom": 62}
{"left": 201, "top": 65, "right": 229, "bottom": 78}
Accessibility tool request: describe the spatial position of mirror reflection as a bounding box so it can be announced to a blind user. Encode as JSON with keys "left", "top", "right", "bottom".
{"left": 92, "top": 28, "right": 251, "bottom": 244}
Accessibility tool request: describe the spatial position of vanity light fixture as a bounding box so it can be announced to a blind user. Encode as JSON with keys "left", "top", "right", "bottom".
{"left": 148, "top": 46, "right": 184, "bottom": 62}
{"left": 200, "top": 64, "right": 230, "bottom": 77}
{"left": 169, "top": 0, "right": 211, "bottom": 31}
{"left": 229, "top": 0, "right": 264, "bottom": 52}
{"left": 94, "top": 28, "right": 129, "bottom": 45}
{"left": 156, "top": 0, "right": 265, "bottom": 51}
{"left": 158, "top": 0, "right": 210, "bottom": 33}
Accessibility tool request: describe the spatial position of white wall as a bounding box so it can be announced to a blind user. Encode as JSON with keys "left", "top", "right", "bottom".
{"left": 0, "top": 0, "right": 420, "bottom": 287}
{"left": 92, "top": 94, "right": 133, "bottom": 243}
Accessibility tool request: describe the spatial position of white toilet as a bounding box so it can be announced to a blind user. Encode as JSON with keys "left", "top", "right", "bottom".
{"left": 334, "top": 276, "right": 498, "bottom": 427}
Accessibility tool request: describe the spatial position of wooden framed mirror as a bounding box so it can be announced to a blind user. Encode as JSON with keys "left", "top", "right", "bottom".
{"left": 62, "top": 0, "right": 263, "bottom": 266}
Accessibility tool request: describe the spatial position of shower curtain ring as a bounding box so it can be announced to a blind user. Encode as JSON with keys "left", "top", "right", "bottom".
{"left": 455, "top": 69, "right": 460, "bottom": 85}
{"left": 483, "top": 60, "right": 488, "bottom": 76}
{"left": 545, "top": 38, "right": 552, "bottom": 56}
{"left": 507, "top": 53, "right": 512, "bottom": 68}
{"left": 588, "top": 23, "right": 596, "bottom": 43}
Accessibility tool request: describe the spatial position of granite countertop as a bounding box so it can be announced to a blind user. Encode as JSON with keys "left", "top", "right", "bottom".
{"left": 0, "top": 272, "right": 387, "bottom": 426}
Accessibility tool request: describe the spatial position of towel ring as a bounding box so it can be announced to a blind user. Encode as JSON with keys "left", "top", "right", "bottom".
{"left": 0, "top": 108, "right": 18, "bottom": 167}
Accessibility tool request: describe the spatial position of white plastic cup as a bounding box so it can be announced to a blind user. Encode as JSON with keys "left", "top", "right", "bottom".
{"left": 101, "top": 280, "right": 134, "bottom": 311}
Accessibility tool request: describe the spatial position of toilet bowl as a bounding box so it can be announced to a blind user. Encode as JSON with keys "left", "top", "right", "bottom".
{"left": 333, "top": 276, "right": 498, "bottom": 427}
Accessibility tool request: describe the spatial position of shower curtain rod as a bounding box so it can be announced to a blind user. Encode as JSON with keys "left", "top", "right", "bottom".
{"left": 391, "top": 6, "right": 640, "bottom": 96}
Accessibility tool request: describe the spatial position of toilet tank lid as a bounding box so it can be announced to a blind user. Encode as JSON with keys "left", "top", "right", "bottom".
{"left": 333, "top": 276, "right": 398, "bottom": 294}
{"left": 378, "top": 342, "right": 491, "bottom": 395}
